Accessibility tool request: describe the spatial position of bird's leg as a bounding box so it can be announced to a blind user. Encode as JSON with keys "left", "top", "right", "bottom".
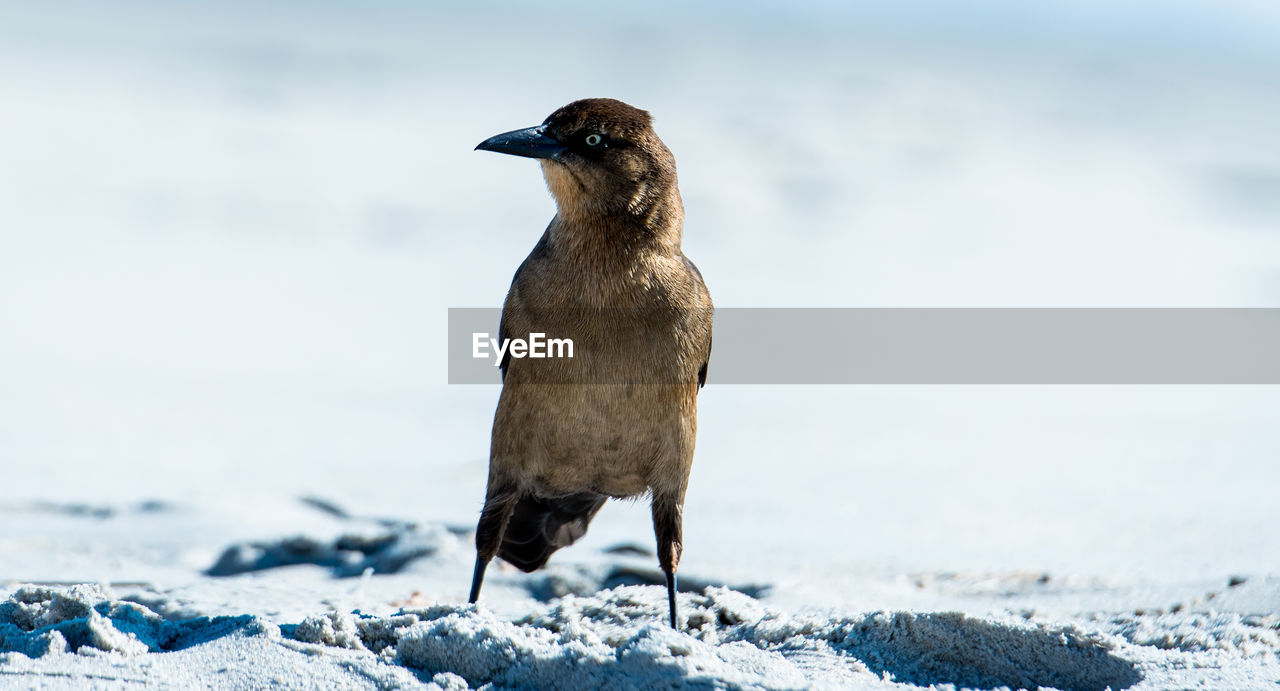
{"left": 469, "top": 486, "right": 519, "bottom": 604}
{"left": 651, "top": 495, "right": 684, "bottom": 629}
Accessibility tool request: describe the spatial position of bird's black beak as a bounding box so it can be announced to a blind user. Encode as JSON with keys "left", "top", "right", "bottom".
{"left": 475, "top": 126, "right": 568, "bottom": 161}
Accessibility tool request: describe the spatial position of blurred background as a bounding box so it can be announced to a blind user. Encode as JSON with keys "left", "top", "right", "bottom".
{"left": 1, "top": 1, "right": 1278, "bottom": 597}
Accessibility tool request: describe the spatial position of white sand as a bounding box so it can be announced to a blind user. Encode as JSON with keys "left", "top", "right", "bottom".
{"left": 3, "top": 568, "right": 1278, "bottom": 689}
{"left": 3, "top": 510, "right": 1279, "bottom": 689}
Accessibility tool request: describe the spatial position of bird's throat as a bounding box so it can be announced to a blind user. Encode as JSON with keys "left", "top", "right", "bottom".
{"left": 541, "top": 162, "right": 683, "bottom": 254}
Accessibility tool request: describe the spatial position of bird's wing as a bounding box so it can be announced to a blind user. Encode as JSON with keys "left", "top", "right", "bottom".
{"left": 683, "top": 255, "right": 713, "bottom": 390}
{"left": 698, "top": 334, "right": 710, "bottom": 389}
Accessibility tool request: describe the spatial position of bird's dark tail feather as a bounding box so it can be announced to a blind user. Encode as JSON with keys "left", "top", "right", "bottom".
{"left": 498, "top": 492, "right": 606, "bottom": 572}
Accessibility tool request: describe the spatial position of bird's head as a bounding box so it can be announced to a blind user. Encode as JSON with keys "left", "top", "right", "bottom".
{"left": 476, "top": 98, "right": 679, "bottom": 227}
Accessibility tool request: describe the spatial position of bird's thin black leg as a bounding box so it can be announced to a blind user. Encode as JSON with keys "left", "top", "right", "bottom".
{"left": 652, "top": 496, "right": 684, "bottom": 629}
{"left": 469, "top": 487, "right": 518, "bottom": 605}
{"left": 665, "top": 570, "right": 678, "bottom": 629}
{"left": 468, "top": 555, "right": 488, "bottom": 604}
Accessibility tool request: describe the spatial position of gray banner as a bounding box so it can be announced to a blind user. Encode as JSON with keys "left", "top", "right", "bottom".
{"left": 448, "top": 308, "right": 1280, "bottom": 384}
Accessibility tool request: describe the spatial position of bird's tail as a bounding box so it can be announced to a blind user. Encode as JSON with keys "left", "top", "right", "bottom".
{"left": 498, "top": 492, "right": 607, "bottom": 572}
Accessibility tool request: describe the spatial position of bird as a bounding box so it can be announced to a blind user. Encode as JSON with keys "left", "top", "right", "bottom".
{"left": 468, "top": 98, "right": 713, "bottom": 629}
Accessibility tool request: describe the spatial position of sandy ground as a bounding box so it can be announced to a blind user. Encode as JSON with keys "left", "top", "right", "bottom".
{"left": 3, "top": 1, "right": 1280, "bottom": 688}
{"left": 2, "top": 500, "right": 1279, "bottom": 688}
{"left": 0, "top": 499, "right": 1274, "bottom": 685}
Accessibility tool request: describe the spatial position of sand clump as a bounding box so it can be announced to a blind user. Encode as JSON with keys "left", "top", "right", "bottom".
{"left": 0, "top": 584, "right": 277, "bottom": 659}
{"left": 18, "top": 583, "right": 1280, "bottom": 689}
{"left": 292, "top": 586, "right": 1142, "bottom": 690}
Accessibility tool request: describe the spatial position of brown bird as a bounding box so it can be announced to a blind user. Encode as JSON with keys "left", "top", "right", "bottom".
{"left": 468, "top": 98, "right": 713, "bottom": 628}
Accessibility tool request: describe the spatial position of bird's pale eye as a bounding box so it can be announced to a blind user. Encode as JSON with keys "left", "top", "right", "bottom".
{"left": 585, "top": 133, "right": 603, "bottom": 146}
